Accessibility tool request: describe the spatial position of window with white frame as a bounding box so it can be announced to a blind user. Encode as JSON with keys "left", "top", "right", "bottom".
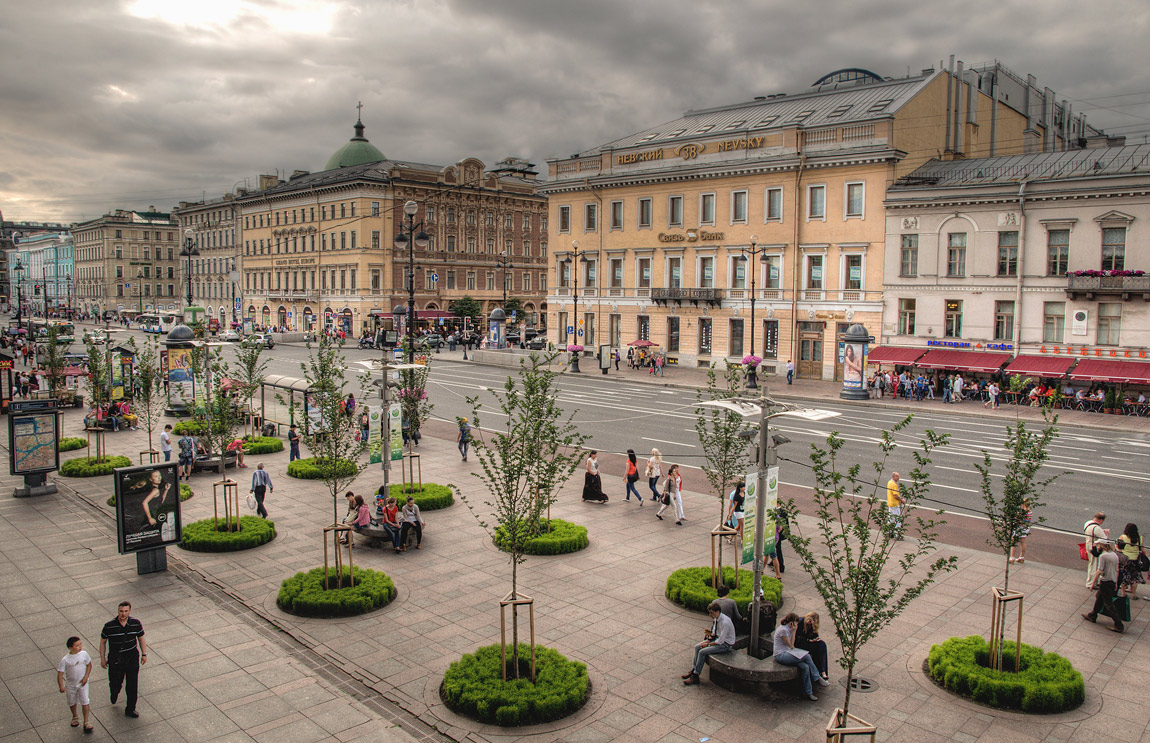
{"left": 843, "top": 254, "right": 863, "bottom": 290}
{"left": 899, "top": 298, "right": 916, "bottom": 335}
{"left": 1102, "top": 227, "right": 1126, "bottom": 271}
{"left": 730, "top": 190, "right": 748, "bottom": 224}
{"left": 584, "top": 203, "right": 597, "bottom": 232}
{"left": 558, "top": 206, "right": 571, "bottom": 233}
{"left": 667, "top": 257, "right": 681, "bottom": 289}
{"left": 900, "top": 234, "right": 918, "bottom": 276}
{"left": 668, "top": 195, "right": 683, "bottom": 226}
{"left": 804, "top": 254, "right": 824, "bottom": 289}
{"left": 522, "top": 272, "right": 530, "bottom": 292}
{"left": 994, "top": 300, "right": 1014, "bottom": 341}
{"left": 700, "top": 193, "right": 715, "bottom": 225}
{"left": 944, "top": 299, "right": 963, "bottom": 338}
{"left": 731, "top": 256, "right": 747, "bottom": 289}
{"left": 486, "top": 272, "right": 495, "bottom": 291}
{"left": 638, "top": 257, "right": 651, "bottom": 288}
{"left": 699, "top": 256, "right": 714, "bottom": 288}
{"left": 638, "top": 198, "right": 652, "bottom": 229}
{"left": 609, "top": 258, "right": 623, "bottom": 288}
{"left": 844, "top": 182, "right": 864, "bottom": 219}
{"left": 765, "top": 187, "right": 783, "bottom": 222}
{"left": 764, "top": 255, "right": 782, "bottom": 289}
{"left": 1043, "top": 302, "right": 1064, "bottom": 343}
{"left": 609, "top": 200, "right": 623, "bottom": 230}
{"left": 1097, "top": 302, "right": 1121, "bottom": 345}
{"left": 1047, "top": 229, "right": 1069, "bottom": 276}
{"left": 807, "top": 185, "right": 826, "bottom": 220}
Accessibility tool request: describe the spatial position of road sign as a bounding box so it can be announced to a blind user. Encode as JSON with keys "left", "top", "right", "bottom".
{"left": 567, "top": 325, "right": 574, "bottom": 334}
{"left": 234, "top": 297, "right": 242, "bottom": 311}
{"left": 577, "top": 329, "right": 584, "bottom": 337}
{"left": 431, "top": 273, "right": 439, "bottom": 283}
{"left": 511, "top": 310, "right": 516, "bottom": 318}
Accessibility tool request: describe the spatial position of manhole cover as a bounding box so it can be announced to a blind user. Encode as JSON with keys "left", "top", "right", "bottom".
{"left": 839, "top": 676, "right": 876, "bottom": 693}
{"left": 64, "top": 547, "right": 93, "bottom": 556}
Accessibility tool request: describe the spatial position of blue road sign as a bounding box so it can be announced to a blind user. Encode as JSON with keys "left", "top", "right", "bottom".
{"left": 567, "top": 325, "right": 574, "bottom": 334}
{"left": 577, "top": 329, "right": 584, "bottom": 337}
{"left": 431, "top": 273, "right": 439, "bottom": 283}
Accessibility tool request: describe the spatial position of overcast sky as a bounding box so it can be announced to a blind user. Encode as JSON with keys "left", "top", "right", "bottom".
{"left": 2, "top": 0, "right": 1149, "bottom": 224}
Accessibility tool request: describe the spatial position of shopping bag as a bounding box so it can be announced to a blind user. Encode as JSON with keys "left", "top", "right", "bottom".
{"left": 1078, "top": 542, "right": 1089, "bottom": 561}
{"left": 246, "top": 494, "right": 257, "bottom": 511}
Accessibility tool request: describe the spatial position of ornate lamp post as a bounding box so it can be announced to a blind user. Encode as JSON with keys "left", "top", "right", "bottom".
{"left": 562, "top": 241, "right": 592, "bottom": 372}
{"left": 393, "top": 200, "right": 429, "bottom": 364}
{"left": 136, "top": 268, "right": 144, "bottom": 316}
{"left": 742, "top": 235, "right": 769, "bottom": 389}
{"left": 180, "top": 228, "right": 200, "bottom": 312}
{"left": 13, "top": 259, "right": 25, "bottom": 330}
{"left": 496, "top": 250, "right": 513, "bottom": 310}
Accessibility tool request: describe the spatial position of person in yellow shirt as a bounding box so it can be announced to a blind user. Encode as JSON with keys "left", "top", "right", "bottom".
{"left": 886, "top": 472, "right": 905, "bottom": 536}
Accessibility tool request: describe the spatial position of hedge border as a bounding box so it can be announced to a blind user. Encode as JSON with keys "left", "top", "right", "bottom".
{"left": 242, "top": 436, "right": 283, "bottom": 455}
{"left": 276, "top": 566, "right": 396, "bottom": 618}
{"left": 179, "top": 515, "right": 276, "bottom": 552}
{"left": 109, "top": 483, "right": 194, "bottom": 507}
{"left": 172, "top": 421, "right": 206, "bottom": 435}
{"left": 665, "top": 566, "right": 784, "bottom": 615}
{"left": 441, "top": 643, "right": 590, "bottom": 726}
{"left": 385, "top": 483, "right": 454, "bottom": 511}
{"left": 58, "top": 437, "right": 87, "bottom": 452}
{"left": 60, "top": 455, "right": 133, "bottom": 478}
{"left": 286, "top": 457, "right": 358, "bottom": 480}
{"left": 494, "top": 519, "right": 588, "bottom": 556}
{"left": 927, "top": 635, "right": 1084, "bottom": 714}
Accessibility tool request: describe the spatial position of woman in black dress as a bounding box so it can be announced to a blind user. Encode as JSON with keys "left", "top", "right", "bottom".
{"left": 582, "top": 451, "right": 608, "bottom": 502}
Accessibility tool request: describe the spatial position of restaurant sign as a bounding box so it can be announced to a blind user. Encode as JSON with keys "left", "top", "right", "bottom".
{"left": 1039, "top": 345, "right": 1148, "bottom": 358}
{"left": 927, "top": 340, "right": 1013, "bottom": 351}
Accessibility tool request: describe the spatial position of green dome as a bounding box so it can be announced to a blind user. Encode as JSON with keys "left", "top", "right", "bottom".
{"left": 324, "top": 117, "right": 385, "bottom": 170}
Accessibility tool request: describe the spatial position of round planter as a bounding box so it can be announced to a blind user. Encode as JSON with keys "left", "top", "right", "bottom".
{"left": 494, "top": 518, "right": 588, "bottom": 556}
{"left": 242, "top": 436, "right": 283, "bottom": 455}
{"left": 60, "top": 455, "right": 133, "bottom": 478}
{"left": 665, "top": 566, "right": 783, "bottom": 614}
{"left": 179, "top": 515, "right": 276, "bottom": 552}
{"left": 276, "top": 566, "right": 396, "bottom": 618}
{"left": 383, "top": 483, "right": 454, "bottom": 510}
{"left": 441, "top": 643, "right": 590, "bottom": 726}
{"left": 58, "top": 437, "right": 87, "bottom": 452}
{"left": 286, "top": 457, "right": 358, "bottom": 480}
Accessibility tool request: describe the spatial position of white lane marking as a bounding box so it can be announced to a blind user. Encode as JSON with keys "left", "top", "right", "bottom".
{"left": 643, "top": 437, "right": 695, "bottom": 447}
{"left": 1114, "top": 451, "right": 1150, "bottom": 457}
{"left": 939, "top": 465, "right": 1002, "bottom": 479}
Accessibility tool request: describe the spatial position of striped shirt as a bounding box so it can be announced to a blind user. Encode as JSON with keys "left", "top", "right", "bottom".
{"left": 101, "top": 617, "right": 145, "bottom": 656}
{"left": 251, "top": 469, "right": 271, "bottom": 489}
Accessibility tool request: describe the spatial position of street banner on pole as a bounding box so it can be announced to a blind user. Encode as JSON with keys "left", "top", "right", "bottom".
{"left": 762, "top": 465, "right": 779, "bottom": 554}
{"left": 741, "top": 468, "right": 757, "bottom": 564}
{"left": 368, "top": 405, "right": 383, "bottom": 464}
{"left": 388, "top": 403, "right": 403, "bottom": 461}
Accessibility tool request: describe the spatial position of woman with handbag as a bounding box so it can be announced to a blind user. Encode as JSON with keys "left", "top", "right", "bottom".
{"left": 646, "top": 448, "right": 662, "bottom": 502}
{"left": 1117, "top": 523, "right": 1146, "bottom": 600}
{"left": 624, "top": 449, "right": 643, "bottom": 504}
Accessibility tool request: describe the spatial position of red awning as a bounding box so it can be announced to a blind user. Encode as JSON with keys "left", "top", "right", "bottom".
{"left": 865, "top": 346, "right": 927, "bottom": 366}
{"left": 915, "top": 349, "right": 1012, "bottom": 373}
{"left": 1068, "top": 359, "right": 1150, "bottom": 385}
{"left": 1004, "top": 355, "right": 1076, "bottom": 378}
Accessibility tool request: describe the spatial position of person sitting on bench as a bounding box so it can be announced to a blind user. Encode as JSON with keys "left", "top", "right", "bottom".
{"left": 682, "top": 601, "right": 734, "bottom": 686}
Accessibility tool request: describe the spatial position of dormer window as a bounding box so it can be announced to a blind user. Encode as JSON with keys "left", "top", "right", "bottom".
{"left": 664, "top": 128, "right": 687, "bottom": 139}
{"left": 753, "top": 115, "right": 778, "bottom": 128}
{"left": 790, "top": 110, "right": 815, "bottom": 122}
{"left": 724, "top": 120, "right": 747, "bottom": 130}
{"left": 867, "top": 99, "right": 894, "bottom": 113}
{"left": 695, "top": 124, "right": 714, "bottom": 134}
{"left": 639, "top": 133, "right": 658, "bottom": 142}
{"left": 827, "top": 104, "right": 852, "bottom": 119}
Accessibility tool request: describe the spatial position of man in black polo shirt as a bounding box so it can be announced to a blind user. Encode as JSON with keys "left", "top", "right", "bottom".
{"left": 99, "top": 601, "right": 147, "bottom": 718}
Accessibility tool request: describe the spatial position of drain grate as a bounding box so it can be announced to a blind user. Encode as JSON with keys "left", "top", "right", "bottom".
{"left": 839, "top": 676, "right": 877, "bottom": 693}
{"left": 63, "top": 547, "right": 93, "bottom": 556}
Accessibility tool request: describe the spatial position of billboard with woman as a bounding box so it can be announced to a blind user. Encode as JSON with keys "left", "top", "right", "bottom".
{"left": 114, "top": 463, "right": 182, "bottom": 554}
{"left": 842, "top": 342, "right": 866, "bottom": 390}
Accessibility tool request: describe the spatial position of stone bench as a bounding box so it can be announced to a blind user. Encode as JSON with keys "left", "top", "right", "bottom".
{"left": 705, "top": 649, "right": 800, "bottom": 695}
{"left": 354, "top": 524, "right": 423, "bottom": 550}
{"left": 192, "top": 451, "right": 239, "bottom": 472}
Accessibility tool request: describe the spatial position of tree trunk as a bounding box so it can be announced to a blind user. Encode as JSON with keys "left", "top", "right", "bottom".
{"left": 510, "top": 557, "right": 520, "bottom": 679}
{"left": 842, "top": 667, "right": 854, "bottom": 718}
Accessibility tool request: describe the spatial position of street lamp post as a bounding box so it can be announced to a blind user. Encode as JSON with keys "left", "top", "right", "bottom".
{"left": 228, "top": 258, "right": 239, "bottom": 324}
{"left": 742, "top": 235, "right": 768, "bottom": 389}
{"left": 563, "top": 241, "right": 592, "bottom": 372}
{"left": 180, "top": 228, "right": 200, "bottom": 320}
{"left": 136, "top": 268, "right": 144, "bottom": 317}
{"left": 393, "top": 200, "right": 429, "bottom": 364}
{"left": 13, "top": 259, "right": 24, "bottom": 330}
{"left": 65, "top": 273, "right": 72, "bottom": 318}
{"left": 497, "top": 251, "right": 513, "bottom": 310}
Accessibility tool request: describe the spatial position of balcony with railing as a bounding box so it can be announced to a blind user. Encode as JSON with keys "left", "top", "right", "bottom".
{"left": 1066, "top": 272, "right": 1150, "bottom": 300}
{"left": 650, "top": 287, "right": 724, "bottom": 306}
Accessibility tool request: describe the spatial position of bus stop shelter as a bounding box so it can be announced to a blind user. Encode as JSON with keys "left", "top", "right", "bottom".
{"left": 259, "top": 374, "right": 312, "bottom": 433}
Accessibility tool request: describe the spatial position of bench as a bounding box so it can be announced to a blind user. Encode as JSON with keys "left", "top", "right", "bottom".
{"left": 705, "top": 648, "right": 800, "bottom": 696}
{"left": 354, "top": 523, "right": 422, "bottom": 550}
{"left": 192, "top": 451, "right": 239, "bottom": 472}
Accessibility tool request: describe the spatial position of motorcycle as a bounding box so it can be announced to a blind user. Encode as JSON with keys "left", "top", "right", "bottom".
{"left": 358, "top": 337, "right": 375, "bottom": 350}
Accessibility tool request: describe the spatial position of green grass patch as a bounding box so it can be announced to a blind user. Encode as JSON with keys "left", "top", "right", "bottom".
{"left": 58, "top": 437, "right": 87, "bottom": 452}
{"left": 60, "top": 455, "right": 133, "bottom": 477}
{"left": 286, "top": 457, "right": 358, "bottom": 480}
{"left": 241, "top": 436, "right": 283, "bottom": 455}
{"left": 172, "top": 421, "right": 207, "bottom": 435}
{"left": 441, "top": 643, "right": 589, "bottom": 726}
{"left": 665, "top": 566, "right": 783, "bottom": 614}
{"left": 276, "top": 566, "right": 396, "bottom": 618}
{"left": 927, "top": 635, "right": 1084, "bottom": 714}
{"left": 179, "top": 515, "right": 276, "bottom": 552}
{"left": 383, "top": 483, "right": 454, "bottom": 510}
{"left": 109, "top": 483, "right": 193, "bottom": 507}
{"left": 494, "top": 519, "right": 588, "bottom": 556}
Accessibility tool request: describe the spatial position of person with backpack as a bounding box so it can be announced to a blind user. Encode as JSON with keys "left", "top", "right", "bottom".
{"left": 177, "top": 432, "right": 195, "bottom": 480}
{"left": 457, "top": 417, "right": 470, "bottom": 462}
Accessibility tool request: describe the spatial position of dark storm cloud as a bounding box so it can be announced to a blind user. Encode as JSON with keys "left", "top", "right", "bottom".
{"left": 1, "top": 0, "right": 1147, "bottom": 222}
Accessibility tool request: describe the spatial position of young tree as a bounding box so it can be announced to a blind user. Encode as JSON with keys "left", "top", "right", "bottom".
{"left": 783, "top": 417, "right": 957, "bottom": 724}
{"left": 190, "top": 346, "right": 244, "bottom": 478}
{"left": 41, "top": 326, "right": 68, "bottom": 401}
{"left": 448, "top": 296, "right": 482, "bottom": 321}
{"left": 231, "top": 341, "right": 268, "bottom": 437}
{"left": 131, "top": 338, "right": 168, "bottom": 455}
{"left": 463, "top": 355, "right": 588, "bottom": 680}
{"left": 693, "top": 365, "right": 751, "bottom": 586}
{"left": 397, "top": 364, "right": 434, "bottom": 484}
{"left": 81, "top": 337, "right": 112, "bottom": 460}
{"left": 976, "top": 417, "right": 1060, "bottom": 669}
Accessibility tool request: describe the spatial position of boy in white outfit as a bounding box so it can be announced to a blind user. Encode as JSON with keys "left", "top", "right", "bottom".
{"left": 57, "top": 636, "right": 94, "bottom": 733}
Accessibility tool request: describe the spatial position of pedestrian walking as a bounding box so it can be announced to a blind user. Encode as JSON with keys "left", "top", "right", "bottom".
{"left": 250, "top": 463, "right": 272, "bottom": 518}
{"left": 177, "top": 431, "right": 195, "bottom": 480}
{"left": 288, "top": 423, "right": 301, "bottom": 461}
{"left": 984, "top": 382, "right": 1000, "bottom": 409}
{"left": 886, "top": 472, "right": 906, "bottom": 536}
{"left": 1084, "top": 512, "right": 1108, "bottom": 588}
{"left": 457, "top": 417, "right": 470, "bottom": 462}
{"left": 1083, "top": 540, "right": 1124, "bottom": 633}
{"left": 160, "top": 424, "right": 172, "bottom": 462}
{"left": 786, "top": 359, "right": 794, "bottom": 384}
{"left": 99, "top": 601, "right": 146, "bottom": 718}
{"left": 57, "top": 636, "right": 94, "bottom": 733}
{"left": 624, "top": 449, "right": 643, "bottom": 504}
{"left": 645, "top": 448, "right": 662, "bottom": 502}
{"left": 666, "top": 464, "right": 686, "bottom": 524}
{"left": 613, "top": 349, "right": 620, "bottom": 371}
{"left": 581, "top": 451, "right": 608, "bottom": 503}
{"left": 1116, "top": 522, "right": 1145, "bottom": 600}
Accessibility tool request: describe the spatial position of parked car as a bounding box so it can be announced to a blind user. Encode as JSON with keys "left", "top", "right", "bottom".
{"left": 241, "top": 332, "right": 275, "bottom": 349}
{"left": 523, "top": 328, "right": 541, "bottom": 341}
{"left": 220, "top": 329, "right": 241, "bottom": 342}
{"left": 505, "top": 332, "right": 521, "bottom": 347}
{"left": 83, "top": 330, "right": 109, "bottom": 345}
{"left": 526, "top": 335, "right": 549, "bottom": 351}
{"left": 413, "top": 333, "right": 446, "bottom": 350}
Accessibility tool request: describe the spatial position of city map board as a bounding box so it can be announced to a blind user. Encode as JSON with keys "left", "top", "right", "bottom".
{"left": 8, "top": 400, "right": 59, "bottom": 475}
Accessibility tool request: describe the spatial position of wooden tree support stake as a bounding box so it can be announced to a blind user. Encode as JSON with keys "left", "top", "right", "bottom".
{"left": 322, "top": 523, "right": 354, "bottom": 590}
{"left": 710, "top": 523, "right": 740, "bottom": 589}
{"left": 139, "top": 449, "right": 160, "bottom": 465}
{"left": 499, "top": 590, "right": 536, "bottom": 682}
{"left": 989, "top": 586, "right": 1024, "bottom": 672}
{"left": 826, "top": 708, "right": 876, "bottom": 743}
{"left": 212, "top": 478, "right": 240, "bottom": 532}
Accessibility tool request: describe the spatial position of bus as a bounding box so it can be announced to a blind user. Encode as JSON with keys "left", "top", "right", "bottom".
{"left": 30, "top": 320, "right": 75, "bottom": 349}
{"left": 139, "top": 313, "right": 179, "bottom": 334}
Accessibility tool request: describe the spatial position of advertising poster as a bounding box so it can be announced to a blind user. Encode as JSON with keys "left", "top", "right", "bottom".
{"left": 388, "top": 403, "right": 403, "bottom": 461}
{"left": 167, "top": 347, "right": 194, "bottom": 409}
{"left": 762, "top": 465, "right": 780, "bottom": 556}
{"left": 8, "top": 400, "right": 59, "bottom": 475}
{"left": 114, "top": 462, "right": 181, "bottom": 554}
{"left": 111, "top": 353, "right": 124, "bottom": 400}
{"left": 843, "top": 342, "right": 866, "bottom": 389}
{"left": 368, "top": 405, "right": 383, "bottom": 465}
{"left": 741, "top": 469, "right": 757, "bottom": 565}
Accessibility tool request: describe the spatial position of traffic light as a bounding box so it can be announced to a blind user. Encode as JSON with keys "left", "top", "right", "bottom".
{"left": 34, "top": 284, "right": 40, "bottom": 295}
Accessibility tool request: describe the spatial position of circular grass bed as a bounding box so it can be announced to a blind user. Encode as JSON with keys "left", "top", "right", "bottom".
{"left": 286, "top": 457, "right": 358, "bottom": 480}
{"left": 276, "top": 566, "right": 396, "bottom": 618}
{"left": 60, "top": 455, "right": 133, "bottom": 477}
{"left": 58, "top": 437, "right": 87, "bottom": 452}
{"left": 179, "top": 515, "right": 276, "bottom": 552}
{"left": 109, "top": 483, "right": 193, "bottom": 507}
{"left": 494, "top": 519, "right": 588, "bottom": 556}
{"left": 383, "top": 483, "right": 454, "bottom": 511}
{"left": 242, "top": 436, "right": 283, "bottom": 455}
{"left": 927, "top": 635, "right": 1084, "bottom": 714}
{"left": 441, "top": 643, "right": 589, "bottom": 726}
{"left": 666, "top": 566, "right": 784, "bottom": 615}
{"left": 172, "top": 421, "right": 207, "bottom": 435}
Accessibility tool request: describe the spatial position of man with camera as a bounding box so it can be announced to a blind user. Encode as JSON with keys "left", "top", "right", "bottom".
{"left": 682, "top": 601, "right": 735, "bottom": 686}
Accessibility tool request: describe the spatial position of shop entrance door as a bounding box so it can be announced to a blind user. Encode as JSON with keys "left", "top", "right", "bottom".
{"left": 833, "top": 322, "right": 850, "bottom": 382}
{"left": 798, "top": 323, "right": 823, "bottom": 379}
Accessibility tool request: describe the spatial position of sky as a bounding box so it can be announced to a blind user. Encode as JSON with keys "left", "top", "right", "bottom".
{"left": 2, "top": 0, "right": 1149, "bottom": 224}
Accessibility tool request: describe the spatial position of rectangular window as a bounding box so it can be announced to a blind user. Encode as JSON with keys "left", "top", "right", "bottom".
{"left": 370, "top": 201, "right": 380, "bottom": 217}
{"left": 350, "top": 203, "right": 356, "bottom": 217}
{"left": 1043, "top": 301, "right": 1065, "bottom": 343}
{"left": 844, "top": 182, "right": 865, "bottom": 218}
{"left": 350, "top": 230, "right": 357, "bottom": 250}
{"left": 637, "top": 315, "right": 649, "bottom": 341}
{"left": 763, "top": 319, "right": 779, "bottom": 359}
{"left": 426, "top": 206, "right": 435, "bottom": 221}
{"left": 764, "top": 255, "right": 781, "bottom": 289}
{"left": 503, "top": 213, "right": 512, "bottom": 230}
{"left": 466, "top": 271, "right": 475, "bottom": 290}
{"left": 523, "top": 214, "right": 530, "bottom": 230}
{"left": 997, "top": 231, "right": 1018, "bottom": 276}
{"left": 1102, "top": 227, "right": 1126, "bottom": 271}
{"left": 446, "top": 235, "right": 456, "bottom": 253}
{"left": 610, "top": 258, "right": 623, "bottom": 288}
{"left": 731, "top": 257, "right": 747, "bottom": 289}
{"left": 522, "top": 272, "right": 530, "bottom": 292}
{"left": 805, "top": 255, "right": 824, "bottom": 289}
{"left": 699, "top": 193, "right": 715, "bottom": 225}
{"left": 446, "top": 271, "right": 455, "bottom": 290}
{"left": 947, "top": 233, "right": 967, "bottom": 277}
{"left": 765, "top": 187, "right": 783, "bottom": 222}
{"left": 610, "top": 201, "right": 623, "bottom": 230}
{"left": 730, "top": 191, "right": 748, "bottom": 224}
{"left": 900, "top": 234, "right": 918, "bottom": 277}
{"left": 371, "top": 269, "right": 381, "bottom": 291}
{"left": 638, "top": 258, "right": 651, "bottom": 288}
{"left": 558, "top": 206, "right": 571, "bottom": 233}
{"left": 1047, "top": 229, "right": 1069, "bottom": 276}
{"left": 1097, "top": 302, "right": 1121, "bottom": 346}
{"left": 994, "top": 300, "right": 1014, "bottom": 341}
{"left": 467, "top": 210, "right": 476, "bottom": 226}
{"left": 944, "top": 299, "right": 963, "bottom": 338}
{"left": 807, "top": 185, "right": 826, "bottom": 219}
{"left": 668, "top": 257, "right": 681, "bottom": 289}
{"left": 699, "top": 256, "right": 714, "bottom": 288}
{"left": 698, "top": 318, "right": 712, "bottom": 355}
{"left": 668, "top": 195, "right": 683, "bottom": 226}
{"left": 584, "top": 203, "right": 597, "bottom": 232}
{"left": 467, "top": 238, "right": 476, "bottom": 254}
{"left": 371, "top": 230, "right": 380, "bottom": 249}
{"left": 584, "top": 260, "right": 596, "bottom": 287}
{"left": 899, "top": 298, "right": 916, "bottom": 335}
{"left": 729, "top": 319, "right": 744, "bottom": 358}
{"left": 425, "top": 272, "right": 435, "bottom": 290}
{"left": 638, "top": 198, "right": 652, "bottom": 228}
{"left": 340, "top": 232, "right": 346, "bottom": 250}
{"left": 844, "top": 254, "right": 862, "bottom": 290}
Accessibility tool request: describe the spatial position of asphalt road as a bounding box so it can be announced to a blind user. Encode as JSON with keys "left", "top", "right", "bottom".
{"left": 89, "top": 326, "right": 1150, "bottom": 567}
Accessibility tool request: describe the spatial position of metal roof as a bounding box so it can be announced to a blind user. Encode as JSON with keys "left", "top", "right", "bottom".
{"left": 581, "top": 72, "right": 936, "bottom": 156}
{"left": 895, "top": 145, "right": 1150, "bottom": 187}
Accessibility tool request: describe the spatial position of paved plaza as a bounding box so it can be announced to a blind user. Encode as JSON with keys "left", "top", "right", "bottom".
{"left": 0, "top": 382, "right": 1147, "bottom": 742}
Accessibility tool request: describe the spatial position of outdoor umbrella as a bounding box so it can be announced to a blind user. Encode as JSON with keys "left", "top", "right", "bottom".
{"left": 627, "top": 339, "right": 657, "bottom": 347}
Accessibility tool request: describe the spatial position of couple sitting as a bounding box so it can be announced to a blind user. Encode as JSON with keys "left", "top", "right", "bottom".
{"left": 372, "top": 488, "right": 425, "bottom": 552}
